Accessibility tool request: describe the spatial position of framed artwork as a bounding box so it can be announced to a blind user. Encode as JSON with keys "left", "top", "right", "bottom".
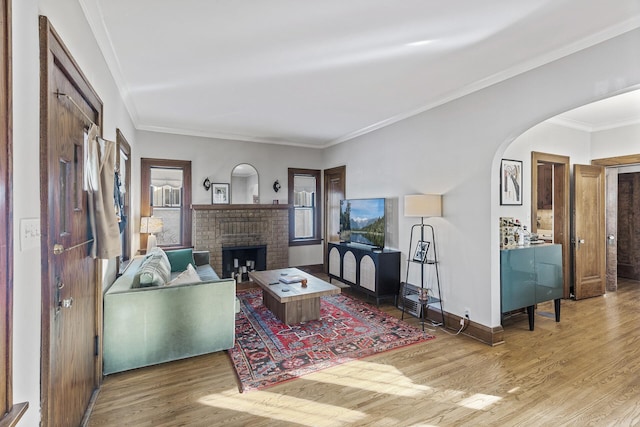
{"left": 500, "top": 159, "right": 523, "bottom": 205}
{"left": 413, "top": 240, "right": 430, "bottom": 263}
{"left": 211, "top": 183, "right": 230, "bottom": 204}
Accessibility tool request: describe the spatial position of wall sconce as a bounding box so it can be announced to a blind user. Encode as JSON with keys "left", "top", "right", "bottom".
{"left": 273, "top": 180, "right": 281, "bottom": 192}
{"left": 203, "top": 177, "right": 211, "bottom": 191}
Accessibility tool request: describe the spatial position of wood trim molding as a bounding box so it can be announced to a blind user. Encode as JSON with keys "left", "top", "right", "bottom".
{"left": 425, "top": 307, "right": 505, "bottom": 346}
{"left": 192, "top": 204, "right": 291, "bottom": 210}
{"left": 591, "top": 154, "right": 640, "bottom": 166}
{"left": 115, "top": 129, "right": 131, "bottom": 263}
{"left": 531, "top": 151, "right": 571, "bottom": 299}
{"left": 141, "top": 158, "right": 192, "bottom": 250}
{"left": 0, "top": 0, "right": 24, "bottom": 424}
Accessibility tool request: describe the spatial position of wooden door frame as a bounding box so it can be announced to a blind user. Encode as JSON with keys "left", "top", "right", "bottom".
{"left": 531, "top": 151, "right": 571, "bottom": 298}
{"left": 592, "top": 153, "right": 640, "bottom": 291}
{"left": 116, "top": 129, "right": 132, "bottom": 268}
{"left": 0, "top": 0, "right": 28, "bottom": 424}
{"left": 604, "top": 167, "right": 618, "bottom": 291}
{"left": 39, "top": 16, "right": 103, "bottom": 426}
{"left": 323, "top": 166, "right": 346, "bottom": 272}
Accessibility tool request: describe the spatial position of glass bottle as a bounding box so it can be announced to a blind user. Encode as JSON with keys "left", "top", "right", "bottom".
{"left": 522, "top": 226, "right": 531, "bottom": 246}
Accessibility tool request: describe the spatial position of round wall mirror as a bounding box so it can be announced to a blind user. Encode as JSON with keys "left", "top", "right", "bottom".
{"left": 231, "top": 163, "right": 259, "bottom": 204}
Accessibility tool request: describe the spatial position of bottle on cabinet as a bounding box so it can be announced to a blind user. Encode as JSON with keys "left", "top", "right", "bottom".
{"left": 522, "top": 226, "right": 531, "bottom": 246}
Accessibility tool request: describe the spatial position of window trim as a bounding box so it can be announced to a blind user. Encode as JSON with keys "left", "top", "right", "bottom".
{"left": 116, "top": 129, "right": 131, "bottom": 270}
{"left": 141, "top": 158, "right": 192, "bottom": 251}
{"left": 288, "top": 168, "right": 322, "bottom": 246}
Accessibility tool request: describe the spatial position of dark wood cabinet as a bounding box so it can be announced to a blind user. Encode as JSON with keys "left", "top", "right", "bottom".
{"left": 327, "top": 242, "right": 400, "bottom": 304}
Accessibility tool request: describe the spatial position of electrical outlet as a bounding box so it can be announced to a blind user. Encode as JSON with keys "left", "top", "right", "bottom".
{"left": 464, "top": 308, "right": 470, "bottom": 319}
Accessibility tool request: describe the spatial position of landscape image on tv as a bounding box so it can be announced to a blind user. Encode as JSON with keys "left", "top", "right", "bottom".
{"left": 339, "top": 198, "right": 385, "bottom": 248}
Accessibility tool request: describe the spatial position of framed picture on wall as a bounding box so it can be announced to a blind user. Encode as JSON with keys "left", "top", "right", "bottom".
{"left": 211, "top": 183, "right": 230, "bottom": 204}
{"left": 500, "top": 159, "right": 523, "bottom": 205}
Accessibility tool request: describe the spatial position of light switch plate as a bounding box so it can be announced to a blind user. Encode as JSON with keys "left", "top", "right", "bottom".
{"left": 20, "top": 218, "right": 40, "bottom": 251}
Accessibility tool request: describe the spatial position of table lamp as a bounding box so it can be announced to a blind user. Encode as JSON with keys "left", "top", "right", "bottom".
{"left": 140, "top": 216, "right": 163, "bottom": 253}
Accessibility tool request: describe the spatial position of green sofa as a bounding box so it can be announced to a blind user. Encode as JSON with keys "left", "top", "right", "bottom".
{"left": 103, "top": 250, "right": 237, "bottom": 375}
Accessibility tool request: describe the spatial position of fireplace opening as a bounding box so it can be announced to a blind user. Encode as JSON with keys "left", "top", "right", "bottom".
{"left": 222, "top": 245, "right": 267, "bottom": 280}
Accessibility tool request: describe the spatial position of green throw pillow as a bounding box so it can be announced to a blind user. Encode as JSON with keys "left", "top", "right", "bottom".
{"left": 166, "top": 248, "right": 196, "bottom": 272}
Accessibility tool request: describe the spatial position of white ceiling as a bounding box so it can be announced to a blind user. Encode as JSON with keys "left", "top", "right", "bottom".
{"left": 80, "top": 0, "right": 640, "bottom": 148}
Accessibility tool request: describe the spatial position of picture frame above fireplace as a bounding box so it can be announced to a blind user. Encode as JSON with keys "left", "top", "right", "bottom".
{"left": 211, "top": 183, "right": 230, "bottom": 204}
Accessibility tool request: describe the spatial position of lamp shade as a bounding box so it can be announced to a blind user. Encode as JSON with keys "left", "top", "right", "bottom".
{"left": 140, "top": 216, "right": 163, "bottom": 234}
{"left": 404, "top": 194, "right": 442, "bottom": 218}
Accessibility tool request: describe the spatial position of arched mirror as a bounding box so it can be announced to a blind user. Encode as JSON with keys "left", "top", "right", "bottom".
{"left": 231, "top": 163, "right": 259, "bottom": 204}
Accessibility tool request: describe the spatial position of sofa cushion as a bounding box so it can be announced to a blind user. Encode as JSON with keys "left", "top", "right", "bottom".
{"left": 167, "top": 263, "right": 201, "bottom": 286}
{"left": 136, "top": 248, "right": 171, "bottom": 287}
{"left": 196, "top": 264, "right": 220, "bottom": 282}
{"left": 166, "top": 248, "right": 196, "bottom": 272}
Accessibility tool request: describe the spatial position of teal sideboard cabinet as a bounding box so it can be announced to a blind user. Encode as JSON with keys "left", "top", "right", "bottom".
{"left": 500, "top": 243, "right": 563, "bottom": 330}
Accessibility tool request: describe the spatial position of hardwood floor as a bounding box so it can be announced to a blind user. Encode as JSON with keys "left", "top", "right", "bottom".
{"left": 88, "top": 278, "right": 640, "bottom": 426}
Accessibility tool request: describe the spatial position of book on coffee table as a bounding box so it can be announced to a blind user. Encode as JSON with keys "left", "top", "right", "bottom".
{"left": 279, "top": 275, "right": 305, "bottom": 284}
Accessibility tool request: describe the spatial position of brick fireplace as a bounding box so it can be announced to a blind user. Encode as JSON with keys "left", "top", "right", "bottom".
{"left": 192, "top": 204, "right": 289, "bottom": 278}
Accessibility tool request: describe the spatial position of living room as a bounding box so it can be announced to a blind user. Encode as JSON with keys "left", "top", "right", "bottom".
{"left": 6, "top": 1, "right": 640, "bottom": 426}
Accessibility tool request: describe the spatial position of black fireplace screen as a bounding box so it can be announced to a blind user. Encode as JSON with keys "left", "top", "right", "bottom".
{"left": 221, "top": 245, "right": 267, "bottom": 280}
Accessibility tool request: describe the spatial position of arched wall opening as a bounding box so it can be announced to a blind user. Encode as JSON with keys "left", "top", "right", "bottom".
{"left": 490, "top": 84, "right": 640, "bottom": 330}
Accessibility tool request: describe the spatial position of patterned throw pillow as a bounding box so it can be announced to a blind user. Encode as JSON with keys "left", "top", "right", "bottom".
{"left": 166, "top": 263, "right": 202, "bottom": 286}
{"left": 137, "top": 248, "right": 171, "bottom": 287}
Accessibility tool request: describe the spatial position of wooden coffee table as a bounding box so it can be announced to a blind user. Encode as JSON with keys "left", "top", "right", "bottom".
{"left": 248, "top": 268, "right": 341, "bottom": 325}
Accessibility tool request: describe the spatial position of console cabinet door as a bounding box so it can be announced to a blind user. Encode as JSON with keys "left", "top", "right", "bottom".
{"left": 359, "top": 255, "right": 376, "bottom": 292}
{"left": 328, "top": 246, "right": 341, "bottom": 277}
{"left": 343, "top": 251, "right": 357, "bottom": 284}
{"left": 500, "top": 247, "right": 535, "bottom": 312}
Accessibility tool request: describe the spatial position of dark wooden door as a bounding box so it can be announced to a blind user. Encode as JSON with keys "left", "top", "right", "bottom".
{"left": 324, "top": 166, "right": 346, "bottom": 272}
{"left": 617, "top": 172, "right": 640, "bottom": 280}
{"left": 40, "top": 17, "right": 102, "bottom": 427}
{"left": 573, "top": 164, "right": 606, "bottom": 300}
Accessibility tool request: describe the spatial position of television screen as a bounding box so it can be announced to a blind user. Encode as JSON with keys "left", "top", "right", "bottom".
{"left": 339, "top": 198, "right": 386, "bottom": 248}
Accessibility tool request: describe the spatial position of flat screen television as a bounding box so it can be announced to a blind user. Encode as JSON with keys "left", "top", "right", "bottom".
{"left": 339, "top": 198, "right": 386, "bottom": 249}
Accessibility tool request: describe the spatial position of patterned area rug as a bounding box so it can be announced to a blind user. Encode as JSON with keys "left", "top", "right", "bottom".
{"left": 228, "top": 288, "right": 435, "bottom": 392}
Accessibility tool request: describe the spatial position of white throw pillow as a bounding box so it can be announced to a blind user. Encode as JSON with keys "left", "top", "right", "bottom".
{"left": 166, "top": 263, "right": 202, "bottom": 286}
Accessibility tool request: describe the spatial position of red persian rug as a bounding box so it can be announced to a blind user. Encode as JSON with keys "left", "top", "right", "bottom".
{"left": 228, "top": 288, "right": 435, "bottom": 392}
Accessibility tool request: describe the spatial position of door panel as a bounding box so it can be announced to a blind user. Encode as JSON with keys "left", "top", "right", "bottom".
{"left": 617, "top": 172, "right": 640, "bottom": 280}
{"left": 573, "top": 164, "right": 606, "bottom": 300}
{"left": 605, "top": 168, "right": 618, "bottom": 290}
{"left": 40, "top": 17, "right": 101, "bottom": 427}
{"left": 324, "top": 166, "right": 345, "bottom": 272}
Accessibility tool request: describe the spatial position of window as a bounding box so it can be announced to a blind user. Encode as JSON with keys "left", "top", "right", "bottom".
{"left": 116, "top": 129, "right": 131, "bottom": 267}
{"left": 288, "top": 168, "right": 321, "bottom": 245}
{"left": 141, "top": 158, "right": 192, "bottom": 251}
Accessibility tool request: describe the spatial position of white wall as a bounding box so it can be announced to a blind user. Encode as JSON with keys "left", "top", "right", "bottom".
{"left": 134, "top": 130, "right": 325, "bottom": 266}
{"left": 591, "top": 123, "right": 640, "bottom": 159}
{"left": 13, "top": 0, "right": 137, "bottom": 425}
{"left": 501, "top": 121, "right": 592, "bottom": 230}
{"left": 324, "top": 28, "right": 640, "bottom": 331}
